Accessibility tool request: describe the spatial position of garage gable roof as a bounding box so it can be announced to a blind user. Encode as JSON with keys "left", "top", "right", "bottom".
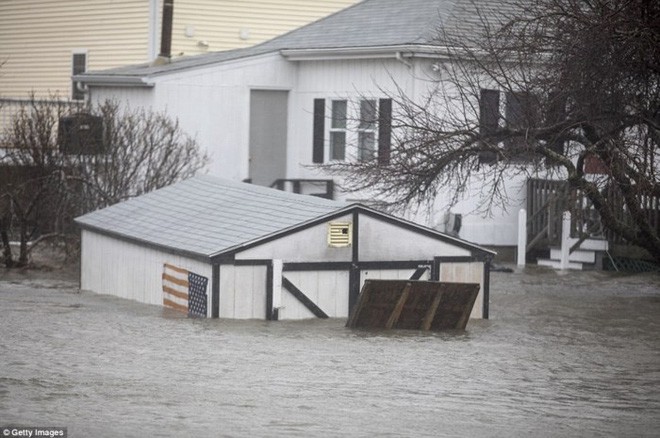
{"left": 75, "top": 175, "right": 349, "bottom": 259}
{"left": 75, "top": 175, "right": 494, "bottom": 261}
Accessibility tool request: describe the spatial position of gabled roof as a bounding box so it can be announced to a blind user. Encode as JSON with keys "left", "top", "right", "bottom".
{"left": 75, "top": 176, "right": 349, "bottom": 259}
{"left": 75, "top": 175, "right": 494, "bottom": 261}
{"left": 77, "top": 0, "right": 511, "bottom": 85}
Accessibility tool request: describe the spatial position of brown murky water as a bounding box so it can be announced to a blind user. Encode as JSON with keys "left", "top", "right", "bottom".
{"left": 1, "top": 266, "right": 659, "bottom": 437}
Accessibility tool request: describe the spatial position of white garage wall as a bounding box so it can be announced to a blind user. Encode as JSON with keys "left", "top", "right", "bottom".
{"left": 235, "top": 213, "right": 353, "bottom": 262}
{"left": 359, "top": 215, "right": 472, "bottom": 260}
{"left": 438, "top": 262, "right": 485, "bottom": 319}
{"left": 80, "top": 230, "right": 212, "bottom": 312}
{"left": 218, "top": 264, "right": 267, "bottom": 319}
{"left": 280, "top": 270, "right": 350, "bottom": 319}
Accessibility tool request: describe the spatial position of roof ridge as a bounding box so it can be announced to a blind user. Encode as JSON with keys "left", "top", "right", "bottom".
{"left": 249, "top": 0, "right": 378, "bottom": 52}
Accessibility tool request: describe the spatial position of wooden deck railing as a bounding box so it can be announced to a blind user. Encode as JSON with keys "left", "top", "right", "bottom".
{"left": 526, "top": 178, "right": 660, "bottom": 252}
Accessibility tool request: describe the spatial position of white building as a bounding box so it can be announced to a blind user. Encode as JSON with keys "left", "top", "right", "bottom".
{"left": 76, "top": 0, "right": 528, "bottom": 254}
{"left": 75, "top": 176, "right": 495, "bottom": 320}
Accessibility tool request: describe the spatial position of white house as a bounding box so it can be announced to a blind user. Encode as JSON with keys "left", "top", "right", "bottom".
{"left": 75, "top": 0, "right": 529, "bottom": 255}
{"left": 75, "top": 175, "right": 495, "bottom": 320}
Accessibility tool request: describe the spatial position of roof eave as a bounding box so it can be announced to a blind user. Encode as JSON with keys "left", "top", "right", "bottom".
{"left": 76, "top": 220, "right": 211, "bottom": 263}
{"left": 280, "top": 44, "right": 452, "bottom": 61}
{"left": 74, "top": 74, "right": 155, "bottom": 88}
{"left": 209, "top": 203, "right": 496, "bottom": 263}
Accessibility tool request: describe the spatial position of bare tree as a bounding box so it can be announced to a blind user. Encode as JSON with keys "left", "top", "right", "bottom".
{"left": 325, "top": 0, "right": 660, "bottom": 262}
{"left": 0, "top": 97, "right": 208, "bottom": 267}
{"left": 72, "top": 101, "right": 209, "bottom": 211}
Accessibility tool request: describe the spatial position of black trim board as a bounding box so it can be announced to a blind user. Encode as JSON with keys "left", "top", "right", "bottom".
{"left": 282, "top": 259, "right": 455, "bottom": 272}
{"left": 266, "top": 262, "right": 275, "bottom": 320}
{"left": 409, "top": 267, "right": 429, "bottom": 280}
{"left": 284, "top": 262, "right": 353, "bottom": 271}
{"left": 483, "top": 260, "right": 491, "bottom": 319}
{"left": 352, "top": 210, "right": 359, "bottom": 263}
{"left": 282, "top": 276, "right": 328, "bottom": 319}
{"left": 358, "top": 260, "right": 433, "bottom": 270}
{"left": 212, "top": 264, "right": 220, "bottom": 318}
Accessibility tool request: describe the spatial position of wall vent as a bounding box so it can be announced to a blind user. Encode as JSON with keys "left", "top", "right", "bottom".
{"left": 327, "top": 222, "right": 352, "bottom": 247}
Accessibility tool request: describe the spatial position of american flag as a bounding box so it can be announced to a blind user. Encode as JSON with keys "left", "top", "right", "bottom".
{"left": 162, "top": 263, "right": 208, "bottom": 317}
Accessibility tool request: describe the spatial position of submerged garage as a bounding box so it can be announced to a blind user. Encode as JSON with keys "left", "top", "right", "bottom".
{"left": 75, "top": 176, "right": 495, "bottom": 320}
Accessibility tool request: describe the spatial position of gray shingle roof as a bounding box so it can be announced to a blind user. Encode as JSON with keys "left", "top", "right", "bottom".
{"left": 75, "top": 176, "right": 349, "bottom": 258}
{"left": 77, "top": 0, "right": 513, "bottom": 81}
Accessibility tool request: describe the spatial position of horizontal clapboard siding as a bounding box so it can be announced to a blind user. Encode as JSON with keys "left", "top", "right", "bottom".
{"left": 0, "top": 0, "right": 357, "bottom": 99}
{"left": 0, "top": 0, "right": 151, "bottom": 98}
{"left": 172, "top": 0, "right": 357, "bottom": 56}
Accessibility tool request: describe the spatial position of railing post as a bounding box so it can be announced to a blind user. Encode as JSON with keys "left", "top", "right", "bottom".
{"left": 517, "top": 208, "right": 527, "bottom": 267}
{"left": 560, "top": 211, "right": 571, "bottom": 270}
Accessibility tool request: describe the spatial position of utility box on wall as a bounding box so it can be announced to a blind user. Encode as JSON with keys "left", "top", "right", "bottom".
{"left": 58, "top": 113, "right": 104, "bottom": 155}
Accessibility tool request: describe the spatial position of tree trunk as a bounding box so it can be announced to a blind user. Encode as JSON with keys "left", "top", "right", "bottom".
{"left": 0, "top": 227, "right": 14, "bottom": 268}
{"left": 18, "top": 221, "right": 29, "bottom": 267}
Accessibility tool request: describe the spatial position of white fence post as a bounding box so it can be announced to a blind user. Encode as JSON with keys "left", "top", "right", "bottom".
{"left": 560, "top": 211, "right": 571, "bottom": 270}
{"left": 517, "top": 209, "right": 527, "bottom": 267}
{"left": 272, "top": 259, "right": 283, "bottom": 310}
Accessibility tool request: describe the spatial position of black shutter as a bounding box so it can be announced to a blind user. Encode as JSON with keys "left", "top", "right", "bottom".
{"left": 72, "top": 53, "right": 86, "bottom": 100}
{"left": 378, "top": 98, "right": 392, "bottom": 165}
{"left": 479, "top": 89, "right": 499, "bottom": 164}
{"left": 312, "top": 99, "right": 325, "bottom": 163}
{"left": 545, "top": 91, "right": 567, "bottom": 160}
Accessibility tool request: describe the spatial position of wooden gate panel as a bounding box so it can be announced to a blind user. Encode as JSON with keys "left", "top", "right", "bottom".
{"left": 346, "top": 280, "right": 479, "bottom": 331}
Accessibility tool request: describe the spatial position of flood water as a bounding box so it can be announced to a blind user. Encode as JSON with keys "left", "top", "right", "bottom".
{"left": 1, "top": 266, "right": 659, "bottom": 437}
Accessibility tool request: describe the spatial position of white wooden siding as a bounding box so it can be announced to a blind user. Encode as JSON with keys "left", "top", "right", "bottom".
{"left": 80, "top": 230, "right": 212, "bottom": 314}
{"left": 438, "top": 262, "right": 485, "bottom": 319}
{"left": 358, "top": 215, "right": 471, "bottom": 260}
{"left": 218, "top": 265, "right": 267, "bottom": 319}
{"left": 280, "top": 271, "right": 349, "bottom": 320}
{"left": 91, "top": 52, "right": 296, "bottom": 181}
{"left": 235, "top": 213, "right": 353, "bottom": 262}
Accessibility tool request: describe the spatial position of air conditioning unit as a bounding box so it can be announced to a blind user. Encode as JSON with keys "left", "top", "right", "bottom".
{"left": 58, "top": 113, "right": 104, "bottom": 155}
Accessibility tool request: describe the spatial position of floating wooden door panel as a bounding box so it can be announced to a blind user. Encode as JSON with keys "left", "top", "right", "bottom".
{"left": 346, "top": 280, "right": 480, "bottom": 331}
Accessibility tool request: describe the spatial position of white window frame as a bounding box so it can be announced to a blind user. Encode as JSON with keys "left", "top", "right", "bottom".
{"left": 328, "top": 99, "right": 348, "bottom": 161}
{"left": 324, "top": 97, "right": 382, "bottom": 163}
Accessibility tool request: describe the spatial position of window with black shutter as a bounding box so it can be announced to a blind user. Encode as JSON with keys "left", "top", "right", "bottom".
{"left": 312, "top": 98, "right": 393, "bottom": 164}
